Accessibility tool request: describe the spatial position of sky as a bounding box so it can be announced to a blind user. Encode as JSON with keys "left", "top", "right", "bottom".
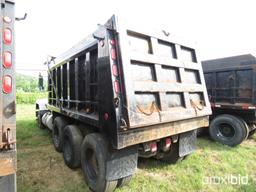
{"left": 15, "top": 0, "right": 256, "bottom": 77}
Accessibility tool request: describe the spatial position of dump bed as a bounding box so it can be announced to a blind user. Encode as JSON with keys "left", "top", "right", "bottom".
{"left": 47, "top": 15, "right": 211, "bottom": 148}
{"left": 202, "top": 54, "right": 256, "bottom": 108}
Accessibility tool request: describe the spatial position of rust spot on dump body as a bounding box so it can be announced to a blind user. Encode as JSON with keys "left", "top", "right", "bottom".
{"left": 0, "top": 150, "right": 16, "bottom": 176}
{"left": 0, "top": 158, "right": 15, "bottom": 176}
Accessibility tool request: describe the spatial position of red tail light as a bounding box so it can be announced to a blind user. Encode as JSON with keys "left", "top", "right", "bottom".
{"left": 114, "top": 81, "right": 120, "bottom": 93}
{"left": 104, "top": 113, "right": 109, "bottom": 120}
{"left": 3, "top": 52, "right": 12, "bottom": 68}
{"left": 112, "top": 64, "right": 118, "bottom": 76}
{"left": 4, "top": 28, "right": 12, "bottom": 45}
{"left": 111, "top": 48, "right": 116, "bottom": 60}
{"left": 165, "top": 138, "right": 171, "bottom": 148}
{"left": 110, "top": 39, "right": 115, "bottom": 45}
{"left": 3, "top": 75, "right": 12, "bottom": 93}
{"left": 151, "top": 142, "right": 157, "bottom": 153}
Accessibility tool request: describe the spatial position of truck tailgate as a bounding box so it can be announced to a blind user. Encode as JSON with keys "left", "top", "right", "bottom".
{"left": 116, "top": 20, "right": 211, "bottom": 128}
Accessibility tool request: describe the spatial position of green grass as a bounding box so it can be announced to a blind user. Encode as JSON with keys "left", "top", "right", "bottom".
{"left": 17, "top": 104, "right": 256, "bottom": 192}
{"left": 16, "top": 91, "right": 47, "bottom": 104}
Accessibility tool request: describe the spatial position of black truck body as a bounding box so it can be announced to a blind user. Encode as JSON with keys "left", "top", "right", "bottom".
{"left": 37, "top": 15, "right": 211, "bottom": 192}
{"left": 202, "top": 54, "right": 256, "bottom": 146}
{"left": 0, "top": 0, "right": 16, "bottom": 192}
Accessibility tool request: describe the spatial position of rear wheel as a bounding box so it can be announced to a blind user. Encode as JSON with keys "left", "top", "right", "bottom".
{"left": 81, "top": 133, "right": 118, "bottom": 192}
{"left": 37, "top": 111, "right": 46, "bottom": 129}
{"left": 52, "top": 116, "right": 68, "bottom": 152}
{"left": 63, "top": 125, "right": 83, "bottom": 169}
{"left": 117, "top": 175, "right": 132, "bottom": 188}
{"left": 236, "top": 117, "right": 250, "bottom": 140}
{"left": 248, "top": 129, "right": 256, "bottom": 138}
{"left": 161, "top": 142, "right": 184, "bottom": 164}
{"left": 209, "top": 114, "right": 247, "bottom": 146}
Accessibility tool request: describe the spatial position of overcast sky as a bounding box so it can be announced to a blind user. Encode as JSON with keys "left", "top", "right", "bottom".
{"left": 15, "top": 0, "right": 256, "bottom": 77}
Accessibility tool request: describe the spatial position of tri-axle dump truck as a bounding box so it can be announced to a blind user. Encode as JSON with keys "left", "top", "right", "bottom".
{"left": 36, "top": 15, "right": 211, "bottom": 192}
{"left": 202, "top": 54, "right": 256, "bottom": 146}
{"left": 0, "top": 0, "right": 16, "bottom": 191}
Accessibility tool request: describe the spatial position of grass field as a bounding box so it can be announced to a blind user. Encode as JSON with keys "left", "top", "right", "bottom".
{"left": 16, "top": 91, "right": 47, "bottom": 104}
{"left": 17, "top": 104, "right": 256, "bottom": 192}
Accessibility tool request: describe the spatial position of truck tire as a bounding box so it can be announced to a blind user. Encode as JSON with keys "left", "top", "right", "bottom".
{"left": 37, "top": 111, "right": 46, "bottom": 129}
{"left": 81, "top": 133, "right": 118, "bottom": 192}
{"left": 236, "top": 117, "right": 250, "bottom": 140}
{"left": 161, "top": 142, "right": 184, "bottom": 164}
{"left": 196, "top": 127, "right": 207, "bottom": 137}
{"left": 117, "top": 175, "right": 132, "bottom": 188}
{"left": 209, "top": 114, "right": 247, "bottom": 146}
{"left": 63, "top": 125, "right": 83, "bottom": 169}
{"left": 52, "top": 116, "right": 68, "bottom": 152}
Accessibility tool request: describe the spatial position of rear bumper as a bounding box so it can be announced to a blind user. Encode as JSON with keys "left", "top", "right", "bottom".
{"left": 117, "top": 116, "right": 209, "bottom": 149}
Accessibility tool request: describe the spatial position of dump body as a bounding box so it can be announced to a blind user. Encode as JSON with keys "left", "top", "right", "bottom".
{"left": 0, "top": 0, "right": 16, "bottom": 191}
{"left": 47, "top": 15, "right": 211, "bottom": 149}
{"left": 202, "top": 54, "right": 256, "bottom": 123}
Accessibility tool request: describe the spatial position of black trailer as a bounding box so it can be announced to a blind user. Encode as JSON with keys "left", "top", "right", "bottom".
{"left": 202, "top": 54, "right": 256, "bottom": 146}
{"left": 36, "top": 15, "right": 211, "bottom": 192}
{"left": 0, "top": 0, "right": 16, "bottom": 192}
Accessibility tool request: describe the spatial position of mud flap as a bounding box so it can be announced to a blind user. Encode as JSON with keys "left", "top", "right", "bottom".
{"left": 0, "top": 174, "right": 16, "bottom": 192}
{"left": 179, "top": 130, "right": 197, "bottom": 157}
{"left": 106, "top": 145, "right": 138, "bottom": 181}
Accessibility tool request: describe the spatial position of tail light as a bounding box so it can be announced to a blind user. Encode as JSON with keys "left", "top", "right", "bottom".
{"left": 110, "top": 39, "right": 115, "bottom": 45}
{"left": 3, "top": 28, "right": 12, "bottom": 45}
{"left": 151, "top": 142, "right": 157, "bottom": 153}
{"left": 104, "top": 113, "right": 109, "bottom": 120}
{"left": 165, "top": 138, "right": 171, "bottom": 148}
{"left": 112, "top": 64, "right": 118, "bottom": 76}
{"left": 114, "top": 81, "right": 120, "bottom": 93}
{"left": 111, "top": 48, "right": 116, "bottom": 60}
{"left": 3, "top": 75, "right": 12, "bottom": 93}
{"left": 3, "top": 52, "right": 12, "bottom": 68}
{"left": 242, "top": 106, "right": 256, "bottom": 110}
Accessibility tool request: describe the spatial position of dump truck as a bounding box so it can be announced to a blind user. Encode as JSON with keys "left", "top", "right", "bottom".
{"left": 36, "top": 15, "right": 211, "bottom": 192}
{"left": 0, "top": 0, "right": 16, "bottom": 191}
{"left": 202, "top": 54, "right": 256, "bottom": 146}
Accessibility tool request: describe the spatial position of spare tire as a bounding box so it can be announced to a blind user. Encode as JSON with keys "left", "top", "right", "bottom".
{"left": 209, "top": 114, "right": 247, "bottom": 146}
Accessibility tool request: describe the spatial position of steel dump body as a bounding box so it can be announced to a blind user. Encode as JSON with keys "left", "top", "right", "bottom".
{"left": 47, "top": 16, "right": 211, "bottom": 149}
{"left": 0, "top": 0, "right": 16, "bottom": 191}
{"left": 202, "top": 54, "right": 256, "bottom": 123}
